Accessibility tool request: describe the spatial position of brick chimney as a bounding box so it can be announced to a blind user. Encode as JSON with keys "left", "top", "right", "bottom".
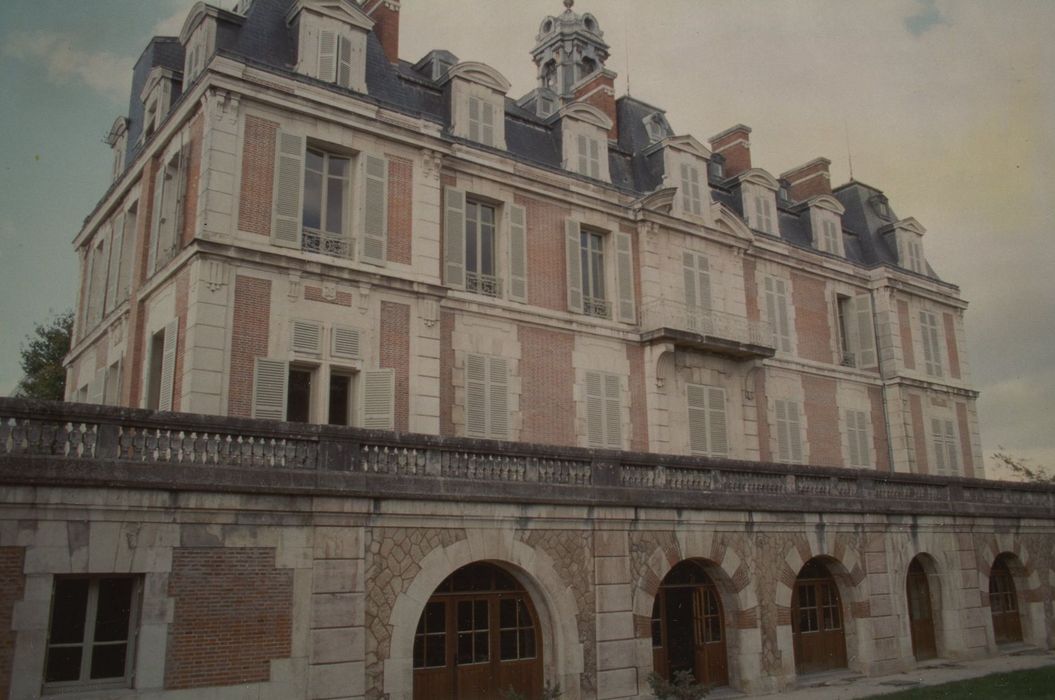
{"left": 573, "top": 69, "right": 618, "bottom": 140}
{"left": 363, "top": 0, "right": 400, "bottom": 64}
{"left": 708, "top": 124, "right": 752, "bottom": 178}
{"left": 781, "top": 158, "right": 832, "bottom": 201}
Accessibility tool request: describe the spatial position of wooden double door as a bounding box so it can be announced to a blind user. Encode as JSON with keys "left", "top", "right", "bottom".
{"left": 413, "top": 563, "right": 542, "bottom": 700}
{"left": 906, "top": 559, "right": 937, "bottom": 661}
{"left": 792, "top": 561, "right": 847, "bottom": 675}
{"left": 651, "top": 561, "right": 729, "bottom": 689}
{"left": 989, "top": 558, "right": 1023, "bottom": 644}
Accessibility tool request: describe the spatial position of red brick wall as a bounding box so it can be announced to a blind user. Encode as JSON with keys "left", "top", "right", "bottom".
{"left": 304, "top": 286, "right": 352, "bottom": 306}
{"left": 908, "top": 394, "right": 929, "bottom": 474}
{"left": 803, "top": 375, "right": 840, "bottom": 466}
{"left": 518, "top": 324, "right": 576, "bottom": 446}
{"left": 743, "top": 258, "right": 759, "bottom": 322}
{"left": 227, "top": 276, "right": 272, "bottom": 417}
{"left": 574, "top": 73, "right": 617, "bottom": 140}
{"left": 785, "top": 161, "right": 831, "bottom": 200}
{"left": 139, "top": 157, "right": 161, "bottom": 286}
{"left": 710, "top": 128, "right": 751, "bottom": 177}
{"left": 957, "top": 402, "right": 976, "bottom": 479}
{"left": 791, "top": 271, "right": 833, "bottom": 364}
{"left": 0, "top": 547, "right": 25, "bottom": 700}
{"left": 164, "top": 548, "right": 292, "bottom": 689}
{"left": 238, "top": 116, "right": 278, "bottom": 237}
{"left": 180, "top": 113, "right": 204, "bottom": 248}
{"left": 869, "top": 387, "right": 891, "bottom": 472}
{"left": 127, "top": 299, "right": 148, "bottom": 407}
{"left": 386, "top": 156, "right": 413, "bottom": 264}
{"left": 440, "top": 311, "right": 454, "bottom": 436}
{"left": 380, "top": 301, "right": 410, "bottom": 432}
{"left": 754, "top": 371, "right": 771, "bottom": 461}
{"left": 516, "top": 195, "right": 571, "bottom": 313}
{"left": 626, "top": 343, "right": 649, "bottom": 452}
{"left": 365, "top": 1, "right": 400, "bottom": 64}
{"left": 897, "top": 300, "right": 916, "bottom": 370}
{"left": 172, "top": 268, "right": 190, "bottom": 412}
{"left": 944, "top": 313, "right": 961, "bottom": 379}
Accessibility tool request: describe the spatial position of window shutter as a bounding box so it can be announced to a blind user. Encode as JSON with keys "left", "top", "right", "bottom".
{"left": 361, "top": 368, "right": 395, "bottom": 430}
{"left": 171, "top": 145, "right": 190, "bottom": 256}
{"left": 764, "top": 198, "right": 774, "bottom": 231}
{"left": 148, "top": 165, "right": 165, "bottom": 272}
{"left": 776, "top": 279, "right": 790, "bottom": 352}
{"left": 157, "top": 317, "right": 179, "bottom": 412}
{"left": 91, "top": 238, "right": 108, "bottom": 327}
{"left": 252, "top": 358, "right": 288, "bottom": 421}
{"left": 361, "top": 155, "right": 388, "bottom": 265}
{"left": 577, "top": 134, "right": 589, "bottom": 175}
{"left": 683, "top": 252, "right": 698, "bottom": 317}
{"left": 846, "top": 410, "right": 861, "bottom": 466}
{"left": 443, "top": 188, "right": 466, "bottom": 289}
{"left": 754, "top": 196, "right": 764, "bottom": 230}
{"left": 585, "top": 371, "right": 604, "bottom": 447}
{"left": 90, "top": 367, "right": 107, "bottom": 406}
{"left": 603, "top": 373, "right": 622, "bottom": 448}
{"left": 920, "top": 311, "right": 942, "bottom": 376}
{"left": 508, "top": 204, "right": 528, "bottom": 302}
{"left": 271, "top": 131, "right": 305, "bottom": 249}
{"left": 787, "top": 400, "right": 803, "bottom": 462}
{"left": 931, "top": 418, "right": 947, "bottom": 475}
{"left": 105, "top": 360, "right": 123, "bottom": 406}
{"left": 565, "top": 219, "right": 583, "bottom": 313}
{"left": 465, "top": 353, "right": 487, "bottom": 437}
{"left": 944, "top": 419, "right": 958, "bottom": 474}
{"left": 118, "top": 210, "right": 136, "bottom": 301}
{"left": 615, "top": 231, "right": 635, "bottom": 323}
{"left": 690, "top": 166, "right": 702, "bottom": 215}
{"left": 290, "top": 319, "right": 323, "bottom": 355}
{"left": 106, "top": 220, "right": 122, "bottom": 314}
{"left": 488, "top": 357, "right": 509, "bottom": 440}
{"left": 775, "top": 399, "right": 790, "bottom": 462}
{"left": 331, "top": 326, "right": 361, "bottom": 359}
{"left": 318, "top": 30, "right": 337, "bottom": 83}
{"left": 337, "top": 35, "right": 353, "bottom": 88}
{"left": 481, "top": 101, "right": 496, "bottom": 147}
{"left": 707, "top": 386, "right": 728, "bottom": 456}
{"left": 687, "top": 384, "right": 709, "bottom": 454}
{"left": 468, "top": 96, "right": 481, "bottom": 143}
{"left": 589, "top": 138, "right": 601, "bottom": 179}
{"left": 854, "top": 294, "right": 877, "bottom": 368}
{"left": 680, "top": 163, "right": 691, "bottom": 212}
{"left": 857, "top": 411, "right": 871, "bottom": 467}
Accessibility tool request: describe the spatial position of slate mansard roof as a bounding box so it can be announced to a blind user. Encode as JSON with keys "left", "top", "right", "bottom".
{"left": 118, "top": 0, "right": 942, "bottom": 281}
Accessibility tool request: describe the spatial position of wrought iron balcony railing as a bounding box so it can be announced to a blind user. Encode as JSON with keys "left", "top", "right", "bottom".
{"left": 465, "top": 271, "right": 502, "bottom": 298}
{"left": 583, "top": 296, "right": 611, "bottom": 319}
{"left": 302, "top": 229, "right": 352, "bottom": 258}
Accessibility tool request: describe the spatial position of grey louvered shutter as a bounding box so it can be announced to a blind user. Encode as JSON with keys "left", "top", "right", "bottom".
{"left": 482, "top": 101, "right": 496, "bottom": 147}
{"left": 585, "top": 371, "right": 604, "bottom": 447}
{"left": 488, "top": 357, "right": 509, "bottom": 439}
{"left": 118, "top": 210, "right": 136, "bottom": 301}
{"left": 787, "top": 400, "right": 803, "bottom": 462}
{"left": 707, "top": 387, "right": 728, "bottom": 456}
{"left": 361, "top": 155, "right": 388, "bottom": 265}
{"left": 846, "top": 410, "right": 861, "bottom": 466}
{"left": 680, "top": 163, "right": 692, "bottom": 213}
{"left": 444, "top": 188, "right": 466, "bottom": 288}
{"left": 171, "top": 144, "right": 190, "bottom": 256}
{"left": 690, "top": 166, "right": 702, "bottom": 215}
{"left": 604, "top": 373, "right": 622, "bottom": 448}
{"left": 465, "top": 353, "right": 487, "bottom": 437}
{"left": 508, "top": 204, "right": 527, "bottom": 303}
{"left": 361, "top": 369, "right": 395, "bottom": 430}
{"left": 857, "top": 411, "right": 871, "bottom": 466}
{"left": 775, "top": 399, "right": 790, "bottom": 462}
{"left": 272, "top": 131, "right": 305, "bottom": 249}
{"left": 775, "top": 279, "right": 791, "bottom": 352}
{"left": 577, "top": 134, "right": 588, "bottom": 175}
{"left": 90, "top": 367, "right": 107, "bottom": 406}
{"left": 331, "top": 326, "right": 361, "bottom": 359}
{"left": 106, "top": 220, "right": 122, "bottom": 314}
{"left": 615, "top": 231, "right": 635, "bottom": 323}
{"left": 157, "top": 318, "right": 179, "bottom": 412}
{"left": 318, "top": 30, "right": 337, "bottom": 83}
{"left": 290, "top": 319, "right": 323, "bottom": 355}
{"left": 683, "top": 252, "right": 698, "bottom": 329}
{"left": 945, "top": 420, "right": 959, "bottom": 473}
{"left": 687, "top": 384, "right": 708, "bottom": 454}
{"left": 589, "top": 138, "right": 600, "bottom": 178}
{"left": 468, "top": 96, "right": 481, "bottom": 143}
{"left": 337, "top": 35, "right": 353, "bottom": 88}
{"left": 932, "top": 418, "right": 947, "bottom": 475}
{"left": 854, "top": 294, "right": 877, "bottom": 368}
{"left": 148, "top": 165, "right": 165, "bottom": 272}
{"left": 252, "top": 358, "right": 288, "bottom": 420}
{"left": 565, "top": 220, "right": 583, "bottom": 313}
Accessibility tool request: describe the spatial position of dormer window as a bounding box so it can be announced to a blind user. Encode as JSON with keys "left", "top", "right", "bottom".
{"left": 872, "top": 195, "right": 892, "bottom": 220}
{"left": 901, "top": 235, "right": 924, "bottom": 273}
{"left": 680, "top": 163, "right": 703, "bottom": 216}
{"left": 106, "top": 117, "right": 129, "bottom": 183}
{"left": 884, "top": 218, "right": 927, "bottom": 275}
{"left": 708, "top": 158, "right": 725, "bottom": 180}
{"left": 643, "top": 112, "right": 671, "bottom": 143}
{"left": 778, "top": 185, "right": 791, "bottom": 205}
{"left": 445, "top": 62, "right": 512, "bottom": 150}
{"left": 577, "top": 134, "right": 601, "bottom": 178}
{"left": 558, "top": 103, "right": 612, "bottom": 183}
{"left": 468, "top": 96, "right": 497, "bottom": 147}
{"left": 805, "top": 196, "right": 846, "bottom": 257}
{"left": 288, "top": 0, "right": 372, "bottom": 94}
{"left": 139, "top": 66, "right": 180, "bottom": 144}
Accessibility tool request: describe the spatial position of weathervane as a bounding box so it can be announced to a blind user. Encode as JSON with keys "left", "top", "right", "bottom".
{"left": 564, "top": 0, "right": 574, "bottom": 9}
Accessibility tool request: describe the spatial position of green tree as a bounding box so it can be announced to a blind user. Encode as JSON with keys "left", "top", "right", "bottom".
{"left": 992, "top": 449, "right": 1054, "bottom": 484}
{"left": 13, "top": 310, "right": 73, "bottom": 400}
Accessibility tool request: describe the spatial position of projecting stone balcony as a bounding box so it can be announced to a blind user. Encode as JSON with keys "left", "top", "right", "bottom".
{"left": 1, "top": 398, "right": 1051, "bottom": 519}
{"left": 640, "top": 300, "right": 776, "bottom": 360}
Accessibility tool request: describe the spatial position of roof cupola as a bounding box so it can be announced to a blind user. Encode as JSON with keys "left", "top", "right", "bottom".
{"left": 531, "top": 0, "right": 610, "bottom": 98}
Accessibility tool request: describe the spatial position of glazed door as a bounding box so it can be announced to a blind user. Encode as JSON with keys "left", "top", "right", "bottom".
{"left": 906, "top": 566, "right": 937, "bottom": 660}
{"left": 453, "top": 598, "right": 492, "bottom": 700}
{"left": 664, "top": 588, "right": 696, "bottom": 679}
{"left": 989, "top": 563, "right": 1023, "bottom": 644}
{"left": 692, "top": 586, "right": 729, "bottom": 687}
{"left": 792, "top": 579, "right": 847, "bottom": 674}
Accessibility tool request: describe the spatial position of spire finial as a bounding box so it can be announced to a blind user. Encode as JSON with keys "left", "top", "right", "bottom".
{"left": 564, "top": 0, "right": 574, "bottom": 9}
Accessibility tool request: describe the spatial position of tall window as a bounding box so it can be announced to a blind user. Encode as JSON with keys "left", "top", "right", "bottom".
{"left": 688, "top": 384, "right": 728, "bottom": 457}
{"left": 465, "top": 353, "right": 509, "bottom": 440}
{"left": 820, "top": 220, "right": 840, "bottom": 254}
{"left": 753, "top": 194, "right": 774, "bottom": 232}
{"left": 577, "top": 134, "right": 601, "bottom": 179}
{"left": 683, "top": 252, "right": 712, "bottom": 332}
{"left": 901, "top": 235, "right": 924, "bottom": 273}
{"left": 580, "top": 229, "right": 608, "bottom": 318}
{"left": 468, "top": 96, "right": 497, "bottom": 147}
{"left": 845, "top": 409, "right": 871, "bottom": 467}
{"left": 837, "top": 294, "right": 877, "bottom": 369}
{"left": 302, "top": 148, "right": 351, "bottom": 257}
{"left": 465, "top": 201, "right": 499, "bottom": 296}
{"left": 931, "top": 418, "right": 959, "bottom": 476}
{"left": 680, "top": 163, "right": 703, "bottom": 216}
{"left": 149, "top": 147, "right": 188, "bottom": 275}
{"left": 764, "top": 277, "right": 792, "bottom": 353}
{"left": 919, "top": 311, "right": 943, "bottom": 377}
{"left": 775, "top": 399, "right": 804, "bottom": 463}
{"left": 585, "top": 370, "right": 622, "bottom": 448}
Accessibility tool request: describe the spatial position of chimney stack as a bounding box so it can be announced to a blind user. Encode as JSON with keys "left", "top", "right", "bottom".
{"left": 573, "top": 69, "right": 618, "bottom": 140}
{"left": 363, "top": 0, "right": 400, "bottom": 64}
{"left": 708, "top": 124, "right": 752, "bottom": 178}
{"left": 781, "top": 158, "right": 832, "bottom": 201}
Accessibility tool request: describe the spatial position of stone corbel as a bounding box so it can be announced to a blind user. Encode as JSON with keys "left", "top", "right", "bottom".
{"left": 287, "top": 272, "right": 302, "bottom": 302}
{"left": 203, "top": 259, "right": 228, "bottom": 293}
{"left": 357, "top": 282, "right": 371, "bottom": 315}
{"left": 420, "top": 299, "right": 440, "bottom": 328}
{"left": 321, "top": 281, "right": 338, "bottom": 302}
{"left": 202, "top": 88, "right": 240, "bottom": 126}
{"left": 421, "top": 149, "right": 444, "bottom": 183}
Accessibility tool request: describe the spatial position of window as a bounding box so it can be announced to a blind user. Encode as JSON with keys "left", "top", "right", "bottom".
{"left": 680, "top": 162, "right": 703, "bottom": 216}
{"left": 580, "top": 229, "right": 608, "bottom": 318}
{"left": 302, "top": 148, "right": 352, "bottom": 257}
{"left": 413, "top": 601, "right": 446, "bottom": 669}
{"left": 683, "top": 251, "right": 712, "bottom": 332}
{"left": 775, "top": 399, "right": 803, "bottom": 463}
{"left": 317, "top": 30, "right": 365, "bottom": 91}
{"left": 465, "top": 201, "right": 499, "bottom": 296}
{"left": 287, "top": 367, "right": 315, "bottom": 423}
{"left": 577, "top": 134, "right": 601, "bottom": 179}
{"left": 145, "top": 319, "right": 178, "bottom": 411}
{"left": 468, "top": 96, "right": 497, "bottom": 147}
{"left": 585, "top": 370, "right": 622, "bottom": 449}
{"left": 465, "top": 353, "right": 509, "bottom": 440}
{"left": 499, "top": 598, "right": 536, "bottom": 661}
{"left": 252, "top": 359, "right": 394, "bottom": 429}
{"left": 845, "top": 409, "right": 871, "bottom": 467}
{"left": 708, "top": 158, "right": 725, "bottom": 180}
{"left": 931, "top": 418, "right": 959, "bottom": 476}
{"left": 901, "top": 235, "right": 924, "bottom": 274}
{"left": 104, "top": 360, "right": 123, "bottom": 406}
{"left": 753, "top": 194, "right": 774, "bottom": 232}
{"left": 44, "top": 576, "right": 139, "bottom": 690}
{"left": 764, "top": 277, "right": 792, "bottom": 353}
{"left": 820, "top": 219, "right": 840, "bottom": 254}
{"left": 86, "top": 237, "right": 109, "bottom": 331}
{"left": 443, "top": 189, "right": 527, "bottom": 302}
{"left": 919, "top": 310, "right": 943, "bottom": 377}
{"left": 565, "top": 220, "right": 634, "bottom": 323}
{"left": 148, "top": 147, "right": 189, "bottom": 275}
{"left": 143, "top": 101, "right": 158, "bottom": 139}
{"left": 836, "top": 294, "right": 877, "bottom": 368}
{"left": 687, "top": 384, "right": 728, "bottom": 457}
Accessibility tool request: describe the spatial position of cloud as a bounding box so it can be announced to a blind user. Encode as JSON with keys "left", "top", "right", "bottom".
{"left": 3, "top": 31, "right": 133, "bottom": 101}
{"left": 904, "top": 0, "right": 950, "bottom": 36}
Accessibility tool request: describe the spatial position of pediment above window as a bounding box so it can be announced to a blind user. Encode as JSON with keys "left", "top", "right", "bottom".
{"left": 633, "top": 187, "right": 678, "bottom": 214}
{"left": 712, "top": 202, "right": 756, "bottom": 242}
{"left": 556, "top": 101, "right": 612, "bottom": 131}
{"left": 646, "top": 134, "right": 711, "bottom": 160}
{"left": 879, "top": 217, "right": 926, "bottom": 238}
{"left": 139, "top": 66, "right": 181, "bottom": 104}
{"left": 179, "top": 2, "right": 244, "bottom": 44}
{"left": 736, "top": 168, "right": 780, "bottom": 191}
{"left": 286, "top": 0, "right": 375, "bottom": 31}
{"left": 106, "top": 117, "right": 129, "bottom": 146}
{"left": 444, "top": 62, "right": 512, "bottom": 94}
{"left": 791, "top": 193, "right": 845, "bottom": 216}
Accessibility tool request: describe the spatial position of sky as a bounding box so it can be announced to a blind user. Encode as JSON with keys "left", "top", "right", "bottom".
{"left": 0, "top": 0, "right": 1052, "bottom": 478}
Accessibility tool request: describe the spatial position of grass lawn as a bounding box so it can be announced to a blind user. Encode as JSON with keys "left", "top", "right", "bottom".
{"left": 866, "top": 664, "right": 1055, "bottom": 699}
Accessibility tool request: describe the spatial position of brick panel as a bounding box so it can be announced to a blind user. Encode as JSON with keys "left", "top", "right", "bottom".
{"left": 138, "top": 158, "right": 161, "bottom": 287}
{"left": 791, "top": 271, "right": 833, "bottom": 364}
{"left": 897, "top": 300, "right": 916, "bottom": 370}
{"left": 908, "top": 393, "right": 929, "bottom": 474}
{"left": 868, "top": 387, "right": 891, "bottom": 472}
{"left": 803, "top": 375, "right": 840, "bottom": 466}
{"left": 380, "top": 301, "right": 410, "bottom": 432}
{"left": 743, "top": 257, "right": 759, "bottom": 322}
{"left": 238, "top": 116, "right": 278, "bottom": 237}
{"left": 127, "top": 299, "right": 148, "bottom": 406}
{"left": 626, "top": 343, "right": 648, "bottom": 452}
{"left": 516, "top": 195, "right": 572, "bottom": 313}
{"left": 0, "top": 548, "right": 25, "bottom": 700}
{"left": 944, "top": 312, "right": 961, "bottom": 379}
{"left": 957, "top": 402, "right": 976, "bottom": 479}
{"left": 165, "top": 548, "right": 292, "bottom": 689}
{"left": 304, "top": 286, "right": 352, "bottom": 306}
{"left": 227, "top": 276, "right": 272, "bottom": 417}
{"left": 754, "top": 370, "right": 770, "bottom": 461}
{"left": 180, "top": 113, "right": 204, "bottom": 248}
{"left": 518, "top": 324, "right": 576, "bottom": 446}
{"left": 575, "top": 73, "right": 617, "bottom": 140}
{"left": 386, "top": 156, "right": 413, "bottom": 264}
{"left": 172, "top": 268, "right": 190, "bottom": 412}
{"left": 440, "top": 311, "right": 455, "bottom": 436}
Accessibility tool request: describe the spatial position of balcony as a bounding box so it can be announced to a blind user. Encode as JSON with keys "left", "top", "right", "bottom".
{"left": 465, "top": 271, "right": 502, "bottom": 298}
{"left": 640, "top": 299, "right": 775, "bottom": 360}
{"left": 302, "top": 229, "right": 351, "bottom": 258}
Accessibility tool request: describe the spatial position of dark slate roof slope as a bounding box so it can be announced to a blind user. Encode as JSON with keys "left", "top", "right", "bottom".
{"left": 125, "top": 37, "right": 185, "bottom": 168}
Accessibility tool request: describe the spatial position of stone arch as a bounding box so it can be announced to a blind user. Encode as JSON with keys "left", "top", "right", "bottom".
{"left": 981, "top": 542, "right": 1045, "bottom": 648}
{"left": 384, "top": 530, "right": 585, "bottom": 700}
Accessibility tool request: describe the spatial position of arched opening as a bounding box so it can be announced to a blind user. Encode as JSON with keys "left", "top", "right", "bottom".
{"left": 792, "top": 559, "right": 847, "bottom": 675}
{"left": 989, "top": 555, "right": 1023, "bottom": 645}
{"left": 650, "top": 560, "right": 729, "bottom": 689}
{"left": 906, "top": 557, "right": 938, "bottom": 660}
{"left": 413, "top": 562, "right": 542, "bottom": 700}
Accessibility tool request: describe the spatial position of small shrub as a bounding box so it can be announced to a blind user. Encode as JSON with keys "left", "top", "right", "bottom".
{"left": 502, "top": 680, "right": 562, "bottom": 700}
{"left": 647, "top": 670, "right": 709, "bottom": 700}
